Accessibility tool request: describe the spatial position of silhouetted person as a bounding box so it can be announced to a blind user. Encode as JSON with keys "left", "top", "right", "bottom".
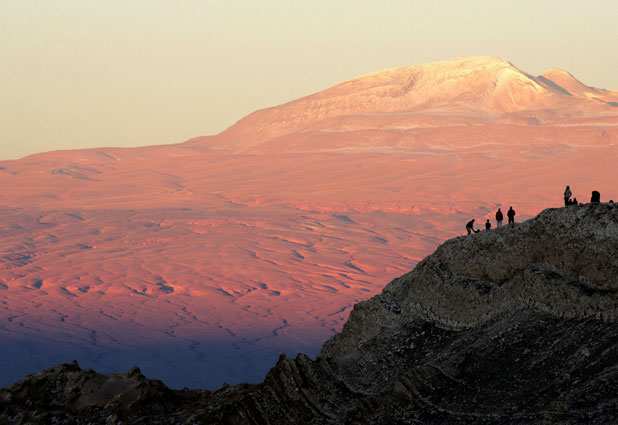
{"left": 507, "top": 206, "right": 516, "bottom": 225}
{"left": 485, "top": 219, "right": 491, "bottom": 230}
{"left": 564, "top": 185, "right": 572, "bottom": 206}
{"left": 572, "top": 198, "right": 578, "bottom": 205}
{"left": 495, "top": 208, "right": 503, "bottom": 228}
{"left": 466, "top": 219, "right": 480, "bottom": 235}
{"left": 591, "top": 190, "right": 601, "bottom": 203}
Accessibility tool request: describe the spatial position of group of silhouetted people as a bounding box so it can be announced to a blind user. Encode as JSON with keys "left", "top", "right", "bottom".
{"left": 466, "top": 206, "right": 515, "bottom": 235}
{"left": 466, "top": 186, "right": 613, "bottom": 235}
{"left": 564, "top": 185, "right": 606, "bottom": 205}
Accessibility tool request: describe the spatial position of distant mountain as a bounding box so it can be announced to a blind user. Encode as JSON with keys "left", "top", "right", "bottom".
{"left": 186, "top": 56, "right": 618, "bottom": 153}
{"left": 4, "top": 204, "right": 618, "bottom": 424}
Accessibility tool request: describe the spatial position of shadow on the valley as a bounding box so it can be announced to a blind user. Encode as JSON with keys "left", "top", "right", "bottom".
{"left": 0, "top": 336, "right": 321, "bottom": 390}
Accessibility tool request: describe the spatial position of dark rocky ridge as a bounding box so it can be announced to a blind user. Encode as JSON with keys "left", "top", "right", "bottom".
{"left": 2, "top": 203, "right": 618, "bottom": 424}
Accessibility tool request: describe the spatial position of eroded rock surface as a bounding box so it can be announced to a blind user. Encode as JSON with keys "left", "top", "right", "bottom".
{"left": 3, "top": 203, "right": 618, "bottom": 424}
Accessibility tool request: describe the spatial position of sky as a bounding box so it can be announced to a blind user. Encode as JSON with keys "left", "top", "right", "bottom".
{"left": 1, "top": 0, "right": 617, "bottom": 160}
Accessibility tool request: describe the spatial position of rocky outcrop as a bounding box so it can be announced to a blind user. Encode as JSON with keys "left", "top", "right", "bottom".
{"left": 3, "top": 203, "right": 618, "bottom": 424}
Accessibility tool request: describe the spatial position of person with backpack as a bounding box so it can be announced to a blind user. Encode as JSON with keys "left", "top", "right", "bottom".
{"left": 466, "top": 219, "right": 480, "bottom": 235}
{"left": 507, "top": 206, "right": 516, "bottom": 225}
{"left": 495, "top": 208, "right": 503, "bottom": 228}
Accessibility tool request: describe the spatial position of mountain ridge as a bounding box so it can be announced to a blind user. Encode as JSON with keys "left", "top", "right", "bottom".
{"left": 185, "top": 56, "right": 618, "bottom": 153}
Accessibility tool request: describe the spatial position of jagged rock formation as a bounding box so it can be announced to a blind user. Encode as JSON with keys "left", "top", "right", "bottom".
{"left": 3, "top": 203, "right": 618, "bottom": 424}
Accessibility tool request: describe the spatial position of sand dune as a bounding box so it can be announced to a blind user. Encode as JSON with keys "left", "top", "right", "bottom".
{"left": 1, "top": 56, "right": 617, "bottom": 388}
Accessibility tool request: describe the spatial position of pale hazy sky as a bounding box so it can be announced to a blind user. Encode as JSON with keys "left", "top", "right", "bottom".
{"left": 2, "top": 0, "right": 617, "bottom": 159}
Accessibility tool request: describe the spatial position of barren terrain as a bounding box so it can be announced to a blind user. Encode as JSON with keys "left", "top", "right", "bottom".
{"left": 1, "top": 56, "right": 617, "bottom": 388}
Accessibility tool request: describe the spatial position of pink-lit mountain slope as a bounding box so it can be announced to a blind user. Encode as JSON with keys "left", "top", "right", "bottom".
{"left": 1, "top": 56, "right": 617, "bottom": 391}
{"left": 539, "top": 68, "right": 618, "bottom": 104}
{"left": 186, "top": 56, "right": 618, "bottom": 152}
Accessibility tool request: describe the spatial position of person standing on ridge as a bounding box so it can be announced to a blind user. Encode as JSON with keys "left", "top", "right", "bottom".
{"left": 564, "top": 185, "right": 572, "bottom": 206}
{"left": 485, "top": 219, "right": 491, "bottom": 230}
{"left": 495, "top": 208, "right": 503, "bottom": 228}
{"left": 507, "top": 206, "right": 516, "bottom": 225}
{"left": 466, "top": 219, "right": 480, "bottom": 235}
